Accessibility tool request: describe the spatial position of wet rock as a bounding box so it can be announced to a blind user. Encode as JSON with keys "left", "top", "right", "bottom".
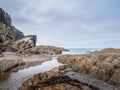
{"left": 30, "top": 45, "right": 69, "bottom": 55}
{"left": 109, "top": 69, "right": 120, "bottom": 85}
{"left": 0, "top": 52, "right": 25, "bottom": 72}
{"left": 20, "top": 67, "right": 93, "bottom": 90}
{"left": 0, "top": 59, "right": 25, "bottom": 72}
{"left": 64, "top": 71, "right": 117, "bottom": 90}
{"left": 58, "top": 48, "right": 120, "bottom": 85}
{"left": 0, "top": 50, "right": 3, "bottom": 57}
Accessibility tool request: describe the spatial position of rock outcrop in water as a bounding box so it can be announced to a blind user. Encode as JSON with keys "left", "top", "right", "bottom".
{"left": 20, "top": 66, "right": 94, "bottom": 90}
{"left": 15, "top": 45, "right": 69, "bottom": 57}
{"left": 58, "top": 48, "right": 120, "bottom": 85}
{"left": 30, "top": 45, "right": 69, "bottom": 55}
{"left": 20, "top": 65, "right": 117, "bottom": 90}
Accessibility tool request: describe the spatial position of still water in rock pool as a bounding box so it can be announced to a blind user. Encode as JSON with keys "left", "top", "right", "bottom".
{"left": 0, "top": 48, "right": 100, "bottom": 90}
{"left": 0, "top": 57, "right": 62, "bottom": 90}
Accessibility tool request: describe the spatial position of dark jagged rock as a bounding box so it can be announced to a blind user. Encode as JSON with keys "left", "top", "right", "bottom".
{"left": 0, "top": 50, "right": 3, "bottom": 57}
{"left": 64, "top": 71, "right": 117, "bottom": 90}
{"left": 0, "top": 8, "right": 11, "bottom": 26}
{"left": 20, "top": 65, "right": 118, "bottom": 90}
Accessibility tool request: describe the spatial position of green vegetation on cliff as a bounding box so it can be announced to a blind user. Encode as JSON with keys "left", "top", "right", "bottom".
{"left": 0, "top": 8, "right": 24, "bottom": 43}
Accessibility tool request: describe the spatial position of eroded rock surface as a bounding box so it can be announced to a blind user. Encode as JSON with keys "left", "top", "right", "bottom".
{"left": 16, "top": 45, "right": 69, "bottom": 57}
{"left": 30, "top": 45, "right": 69, "bottom": 55}
{"left": 58, "top": 48, "right": 120, "bottom": 85}
{"left": 0, "top": 8, "right": 24, "bottom": 43}
{"left": 20, "top": 66, "right": 94, "bottom": 90}
{"left": 0, "top": 52, "right": 54, "bottom": 72}
{"left": 20, "top": 65, "right": 118, "bottom": 90}
{"left": 0, "top": 52, "right": 25, "bottom": 72}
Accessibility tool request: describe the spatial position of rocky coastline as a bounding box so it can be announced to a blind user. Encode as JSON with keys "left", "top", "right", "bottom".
{"left": 0, "top": 8, "right": 69, "bottom": 90}
{"left": 0, "top": 8, "right": 68, "bottom": 73}
{"left": 0, "top": 45, "right": 67, "bottom": 73}
{"left": 1, "top": 8, "right": 120, "bottom": 90}
{"left": 58, "top": 48, "right": 120, "bottom": 88}
{"left": 19, "top": 48, "right": 120, "bottom": 90}
{"left": 20, "top": 65, "right": 94, "bottom": 90}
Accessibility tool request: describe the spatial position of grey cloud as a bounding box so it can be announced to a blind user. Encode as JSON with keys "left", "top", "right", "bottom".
{"left": 0, "top": 0, "right": 120, "bottom": 48}
{"left": 12, "top": 16, "right": 33, "bottom": 24}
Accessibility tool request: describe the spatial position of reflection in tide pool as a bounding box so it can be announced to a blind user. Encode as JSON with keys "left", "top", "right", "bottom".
{"left": 0, "top": 58, "right": 62, "bottom": 90}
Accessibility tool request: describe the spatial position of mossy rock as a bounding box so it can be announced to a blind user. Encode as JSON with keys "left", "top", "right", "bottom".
{"left": 0, "top": 35, "right": 5, "bottom": 43}
{"left": 10, "top": 26, "right": 24, "bottom": 41}
{"left": 25, "top": 35, "right": 36, "bottom": 38}
{"left": 25, "top": 35, "right": 36, "bottom": 41}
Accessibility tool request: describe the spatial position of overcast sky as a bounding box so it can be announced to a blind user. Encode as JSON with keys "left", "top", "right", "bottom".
{"left": 0, "top": 0, "right": 120, "bottom": 48}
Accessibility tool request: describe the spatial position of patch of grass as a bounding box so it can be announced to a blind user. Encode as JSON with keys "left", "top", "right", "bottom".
{"left": 25, "top": 35, "right": 36, "bottom": 37}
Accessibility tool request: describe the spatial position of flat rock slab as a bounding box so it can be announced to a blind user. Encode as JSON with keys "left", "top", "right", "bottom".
{"left": 0, "top": 52, "right": 53, "bottom": 72}
{"left": 23, "top": 55, "right": 52, "bottom": 62}
{"left": 0, "top": 52, "right": 21, "bottom": 61}
{"left": 0, "top": 52, "right": 24, "bottom": 72}
{"left": 63, "top": 71, "right": 119, "bottom": 90}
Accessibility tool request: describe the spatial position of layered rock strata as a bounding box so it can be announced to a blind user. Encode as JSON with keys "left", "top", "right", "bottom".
{"left": 0, "top": 8, "right": 24, "bottom": 43}
{"left": 20, "top": 66, "right": 94, "bottom": 90}
{"left": 0, "top": 52, "right": 25, "bottom": 72}
{"left": 58, "top": 48, "right": 120, "bottom": 85}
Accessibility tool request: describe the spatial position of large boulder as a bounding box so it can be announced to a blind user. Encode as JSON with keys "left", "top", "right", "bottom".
{"left": 0, "top": 41, "right": 15, "bottom": 52}
{"left": 0, "top": 52, "right": 25, "bottom": 72}
{"left": 13, "top": 35, "right": 37, "bottom": 51}
{"left": 0, "top": 35, "right": 36, "bottom": 54}
{"left": 30, "top": 45, "right": 69, "bottom": 55}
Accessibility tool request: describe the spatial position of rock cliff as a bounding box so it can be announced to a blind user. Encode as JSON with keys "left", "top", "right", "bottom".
{"left": 0, "top": 8, "right": 24, "bottom": 43}
{"left": 0, "top": 8, "right": 37, "bottom": 54}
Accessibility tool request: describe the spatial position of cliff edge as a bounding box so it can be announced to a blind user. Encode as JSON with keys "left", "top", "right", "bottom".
{"left": 0, "top": 8, "right": 24, "bottom": 43}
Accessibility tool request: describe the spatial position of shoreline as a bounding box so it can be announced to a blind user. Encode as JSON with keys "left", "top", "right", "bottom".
{"left": 0, "top": 52, "right": 60, "bottom": 73}
{"left": 20, "top": 48, "right": 120, "bottom": 90}
{"left": 20, "top": 65, "right": 118, "bottom": 90}
{"left": 0, "top": 53, "right": 62, "bottom": 90}
{"left": 1, "top": 48, "right": 120, "bottom": 90}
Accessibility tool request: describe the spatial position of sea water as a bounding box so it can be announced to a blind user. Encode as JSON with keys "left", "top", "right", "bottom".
{"left": 0, "top": 48, "right": 101, "bottom": 90}
{"left": 63, "top": 48, "right": 101, "bottom": 54}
